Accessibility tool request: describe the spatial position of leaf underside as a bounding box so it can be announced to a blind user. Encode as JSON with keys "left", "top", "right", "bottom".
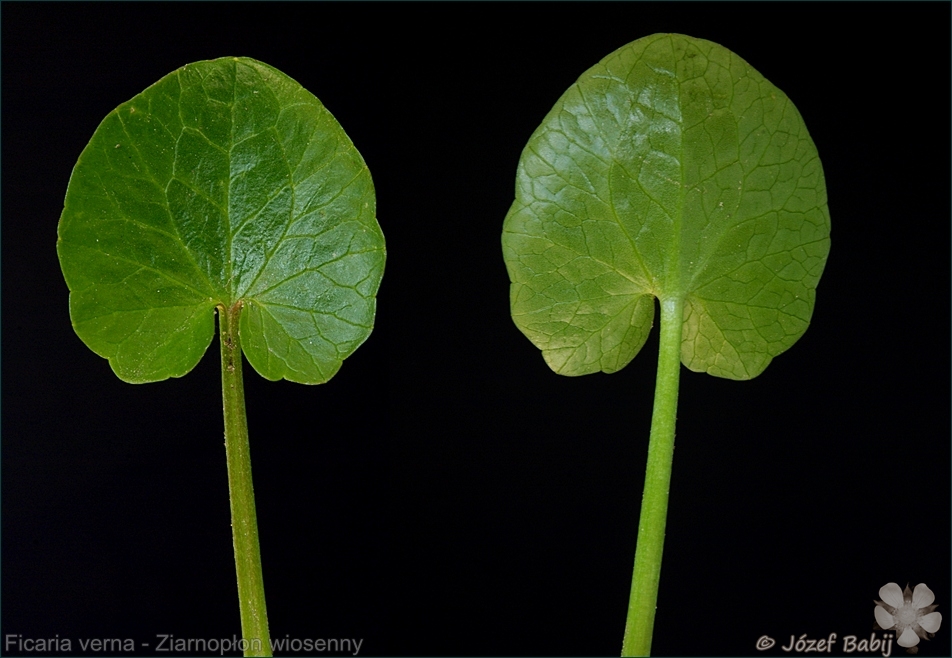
{"left": 57, "top": 57, "right": 385, "bottom": 384}
{"left": 502, "top": 33, "right": 831, "bottom": 380}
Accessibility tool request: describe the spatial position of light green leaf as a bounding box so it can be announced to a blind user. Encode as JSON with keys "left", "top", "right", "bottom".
{"left": 57, "top": 57, "right": 385, "bottom": 384}
{"left": 502, "top": 34, "right": 830, "bottom": 380}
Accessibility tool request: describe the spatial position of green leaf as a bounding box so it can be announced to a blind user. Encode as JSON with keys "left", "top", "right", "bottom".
{"left": 502, "top": 34, "right": 830, "bottom": 380}
{"left": 57, "top": 57, "right": 385, "bottom": 385}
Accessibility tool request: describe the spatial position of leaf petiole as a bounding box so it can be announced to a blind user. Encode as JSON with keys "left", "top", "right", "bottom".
{"left": 219, "top": 302, "right": 272, "bottom": 657}
{"left": 622, "top": 296, "right": 684, "bottom": 657}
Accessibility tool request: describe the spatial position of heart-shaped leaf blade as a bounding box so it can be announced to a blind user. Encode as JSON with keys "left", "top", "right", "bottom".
{"left": 58, "top": 57, "right": 385, "bottom": 384}
{"left": 502, "top": 34, "right": 830, "bottom": 380}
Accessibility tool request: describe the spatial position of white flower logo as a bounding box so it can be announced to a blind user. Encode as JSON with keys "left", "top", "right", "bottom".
{"left": 874, "top": 583, "right": 942, "bottom": 654}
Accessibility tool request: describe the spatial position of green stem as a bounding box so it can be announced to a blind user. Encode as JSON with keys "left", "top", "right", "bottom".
{"left": 621, "top": 296, "right": 684, "bottom": 657}
{"left": 219, "top": 302, "right": 272, "bottom": 658}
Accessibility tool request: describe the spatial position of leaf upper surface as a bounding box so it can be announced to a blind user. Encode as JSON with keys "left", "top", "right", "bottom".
{"left": 502, "top": 34, "right": 830, "bottom": 379}
{"left": 58, "top": 57, "right": 385, "bottom": 384}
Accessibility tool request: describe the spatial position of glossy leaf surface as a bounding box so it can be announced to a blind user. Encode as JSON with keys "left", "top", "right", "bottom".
{"left": 58, "top": 57, "right": 385, "bottom": 384}
{"left": 502, "top": 34, "right": 830, "bottom": 380}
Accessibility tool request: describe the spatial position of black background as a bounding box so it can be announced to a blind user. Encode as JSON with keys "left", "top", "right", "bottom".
{"left": 3, "top": 3, "right": 950, "bottom": 657}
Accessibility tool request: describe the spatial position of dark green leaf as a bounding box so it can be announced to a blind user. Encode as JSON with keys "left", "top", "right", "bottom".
{"left": 58, "top": 57, "right": 385, "bottom": 384}
{"left": 502, "top": 34, "right": 830, "bottom": 379}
